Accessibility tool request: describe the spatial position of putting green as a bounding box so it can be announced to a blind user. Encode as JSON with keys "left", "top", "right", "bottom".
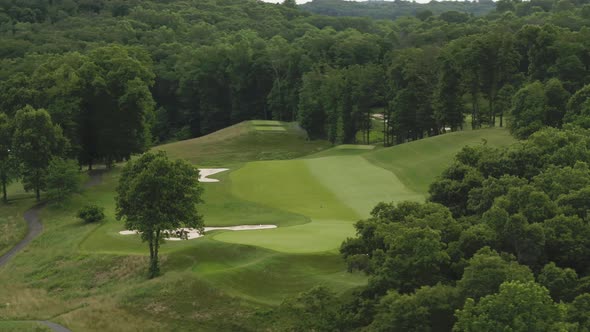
{"left": 251, "top": 120, "right": 282, "bottom": 126}
{"left": 305, "top": 156, "right": 423, "bottom": 217}
{"left": 254, "top": 126, "right": 286, "bottom": 132}
{"left": 216, "top": 155, "right": 423, "bottom": 252}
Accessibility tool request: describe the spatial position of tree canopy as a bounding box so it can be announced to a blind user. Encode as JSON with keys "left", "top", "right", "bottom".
{"left": 115, "top": 151, "right": 203, "bottom": 278}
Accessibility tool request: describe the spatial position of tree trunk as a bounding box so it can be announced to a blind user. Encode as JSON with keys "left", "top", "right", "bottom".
{"left": 2, "top": 177, "right": 7, "bottom": 203}
{"left": 500, "top": 113, "right": 504, "bottom": 127}
{"left": 489, "top": 98, "right": 494, "bottom": 127}
{"left": 36, "top": 187, "right": 40, "bottom": 202}
{"left": 149, "top": 230, "right": 161, "bottom": 279}
{"left": 471, "top": 92, "right": 478, "bottom": 130}
{"left": 88, "top": 159, "right": 93, "bottom": 171}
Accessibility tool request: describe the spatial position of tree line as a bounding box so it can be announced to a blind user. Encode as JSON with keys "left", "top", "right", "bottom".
{"left": 301, "top": 0, "right": 496, "bottom": 21}
{"left": 2, "top": 0, "right": 590, "bottom": 152}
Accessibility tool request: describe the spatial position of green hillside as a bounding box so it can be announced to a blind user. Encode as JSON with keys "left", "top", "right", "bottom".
{"left": 0, "top": 124, "right": 516, "bottom": 329}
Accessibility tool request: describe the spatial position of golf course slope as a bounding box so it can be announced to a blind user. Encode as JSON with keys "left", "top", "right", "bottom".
{"left": 0, "top": 124, "right": 516, "bottom": 330}
{"left": 156, "top": 120, "right": 331, "bottom": 165}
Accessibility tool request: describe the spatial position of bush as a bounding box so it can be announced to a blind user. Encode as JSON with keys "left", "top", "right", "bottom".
{"left": 77, "top": 205, "right": 105, "bottom": 223}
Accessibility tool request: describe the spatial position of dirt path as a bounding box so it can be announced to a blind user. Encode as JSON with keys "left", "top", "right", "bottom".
{"left": 0, "top": 170, "right": 105, "bottom": 332}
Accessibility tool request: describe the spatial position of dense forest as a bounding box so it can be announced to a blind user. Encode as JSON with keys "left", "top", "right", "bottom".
{"left": 2, "top": 0, "right": 590, "bottom": 163}
{"left": 301, "top": 0, "right": 497, "bottom": 20}
{"left": 3, "top": 0, "right": 590, "bottom": 329}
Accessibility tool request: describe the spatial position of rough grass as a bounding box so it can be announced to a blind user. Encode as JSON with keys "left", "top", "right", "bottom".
{"left": 156, "top": 121, "right": 330, "bottom": 165}
{"left": 0, "top": 174, "right": 278, "bottom": 331}
{"left": 0, "top": 321, "right": 51, "bottom": 332}
{"left": 0, "top": 182, "right": 33, "bottom": 255}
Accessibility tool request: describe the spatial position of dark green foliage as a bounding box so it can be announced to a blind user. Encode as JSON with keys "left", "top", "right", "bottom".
{"left": 278, "top": 286, "right": 340, "bottom": 332}
{"left": 0, "top": 112, "right": 16, "bottom": 203}
{"left": 45, "top": 158, "right": 84, "bottom": 201}
{"left": 568, "top": 293, "right": 590, "bottom": 330}
{"left": 369, "top": 284, "right": 461, "bottom": 332}
{"left": 11, "top": 106, "right": 68, "bottom": 201}
{"left": 115, "top": 151, "right": 203, "bottom": 278}
{"left": 302, "top": 0, "right": 496, "bottom": 20}
{"left": 457, "top": 247, "right": 534, "bottom": 300}
{"left": 538, "top": 262, "right": 578, "bottom": 302}
{"left": 454, "top": 281, "right": 562, "bottom": 332}
{"left": 343, "top": 127, "right": 590, "bottom": 330}
{"left": 77, "top": 205, "right": 105, "bottom": 224}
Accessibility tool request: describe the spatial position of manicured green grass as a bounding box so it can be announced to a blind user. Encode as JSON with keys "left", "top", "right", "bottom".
{"left": 305, "top": 156, "right": 424, "bottom": 217}
{"left": 251, "top": 120, "right": 282, "bottom": 126}
{"left": 254, "top": 126, "right": 286, "bottom": 132}
{"left": 222, "top": 154, "right": 423, "bottom": 252}
{"left": 364, "top": 127, "right": 516, "bottom": 194}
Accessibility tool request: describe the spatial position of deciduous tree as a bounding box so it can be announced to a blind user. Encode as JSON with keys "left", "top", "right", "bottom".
{"left": 11, "top": 106, "right": 68, "bottom": 201}
{"left": 115, "top": 151, "right": 203, "bottom": 278}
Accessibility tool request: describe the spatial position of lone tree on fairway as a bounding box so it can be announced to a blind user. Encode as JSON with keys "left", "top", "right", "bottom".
{"left": 12, "top": 106, "right": 68, "bottom": 201}
{"left": 115, "top": 151, "right": 203, "bottom": 278}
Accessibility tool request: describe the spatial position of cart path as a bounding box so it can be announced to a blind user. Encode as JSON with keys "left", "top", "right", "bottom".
{"left": 0, "top": 170, "right": 106, "bottom": 331}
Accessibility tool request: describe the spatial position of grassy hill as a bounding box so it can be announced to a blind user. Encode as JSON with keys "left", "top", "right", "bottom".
{"left": 156, "top": 121, "right": 331, "bottom": 166}
{"left": 364, "top": 127, "right": 516, "bottom": 194}
{"left": 0, "top": 124, "right": 516, "bottom": 330}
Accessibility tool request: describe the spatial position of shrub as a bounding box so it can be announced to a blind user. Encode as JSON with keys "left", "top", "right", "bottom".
{"left": 77, "top": 205, "right": 105, "bottom": 223}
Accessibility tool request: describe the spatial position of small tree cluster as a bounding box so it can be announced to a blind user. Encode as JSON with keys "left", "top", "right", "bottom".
{"left": 77, "top": 205, "right": 105, "bottom": 223}
{"left": 1, "top": 106, "right": 87, "bottom": 202}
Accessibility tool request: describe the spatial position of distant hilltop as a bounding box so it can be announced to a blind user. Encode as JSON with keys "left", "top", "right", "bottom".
{"left": 300, "top": 0, "right": 496, "bottom": 20}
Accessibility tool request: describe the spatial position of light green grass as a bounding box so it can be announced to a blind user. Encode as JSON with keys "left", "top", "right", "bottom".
{"left": 231, "top": 160, "right": 357, "bottom": 221}
{"left": 251, "top": 120, "right": 282, "bottom": 126}
{"left": 306, "top": 156, "right": 423, "bottom": 217}
{"left": 336, "top": 144, "right": 375, "bottom": 150}
{"left": 364, "top": 127, "right": 516, "bottom": 194}
{"left": 254, "top": 126, "right": 286, "bottom": 132}
{"left": 220, "top": 154, "right": 423, "bottom": 252}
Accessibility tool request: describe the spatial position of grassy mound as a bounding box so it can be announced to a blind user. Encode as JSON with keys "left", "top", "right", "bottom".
{"left": 156, "top": 121, "right": 330, "bottom": 166}
{"left": 364, "top": 127, "right": 515, "bottom": 194}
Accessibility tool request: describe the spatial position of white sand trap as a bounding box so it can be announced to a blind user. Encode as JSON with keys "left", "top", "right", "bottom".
{"left": 119, "top": 224, "right": 277, "bottom": 241}
{"left": 199, "top": 168, "right": 229, "bottom": 182}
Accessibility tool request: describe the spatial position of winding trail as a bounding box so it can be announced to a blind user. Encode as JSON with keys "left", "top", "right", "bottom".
{"left": 0, "top": 170, "right": 105, "bottom": 332}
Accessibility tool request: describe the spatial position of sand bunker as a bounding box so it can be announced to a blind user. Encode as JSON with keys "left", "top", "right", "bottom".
{"left": 199, "top": 168, "right": 229, "bottom": 182}
{"left": 119, "top": 224, "right": 277, "bottom": 241}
